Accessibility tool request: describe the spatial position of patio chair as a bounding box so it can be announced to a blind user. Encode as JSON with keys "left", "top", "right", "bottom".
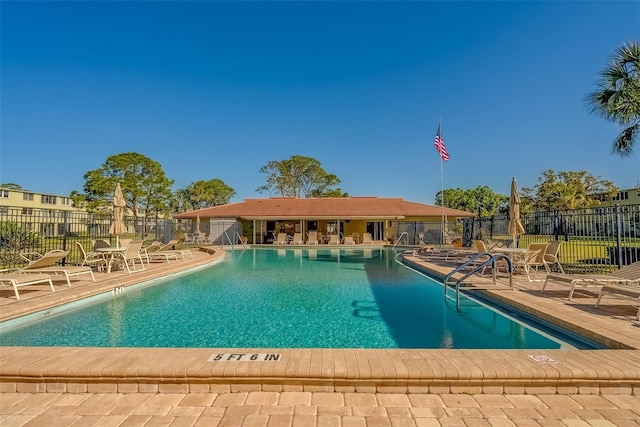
{"left": 543, "top": 240, "right": 564, "bottom": 274}
{"left": 274, "top": 233, "right": 288, "bottom": 245}
{"left": 75, "top": 242, "right": 108, "bottom": 272}
{"left": 115, "top": 240, "right": 146, "bottom": 273}
{"left": 362, "top": 233, "right": 373, "bottom": 245}
{"left": 118, "top": 238, "right": 132, "bottom": 249}
{"left": 183, "top": 233, "right": 195, "bottom": 245}
{"left": 290, "top": 232, "right": 304, "bottom": 245}
{"left": 542, "top": 261, "right": 640, "bottom": 301}
{"left": 343, "top": 236, "right": 355, "bottom": 245}
{"left": 328, "top": 234, "right": 341, "bottom": 245}
{"left": 306, "top": 231, "right": 319, "bottom": 245}
{"left": 18, "top": 249, "right": 96, "bottom": 286}
{"left": 513, "top": 242, "right": 548, "bottom": 282}
{"left": 92, "top": 239, "right": 111, "bottom": 251}
{"left": 352, "top": 233, "right": 360, "bottom": 244}
{"left": 472, "top": 240, "right": 507, "bottom": 274}
{"left": 0, "top": 269, "right": 55, "bottom": 300}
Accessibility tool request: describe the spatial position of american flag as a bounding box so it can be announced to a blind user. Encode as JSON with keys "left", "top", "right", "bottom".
{"left": 434, "top": 122, "right": 450, "bottom": 161}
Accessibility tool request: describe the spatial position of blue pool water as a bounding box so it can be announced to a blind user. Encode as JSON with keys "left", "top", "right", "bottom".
{"left": 0, "top": 248, "right": 587, "bottom": 349}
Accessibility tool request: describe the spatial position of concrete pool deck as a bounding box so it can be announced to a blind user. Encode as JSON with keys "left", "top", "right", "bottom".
{"left": 1, "top": 246, "right": 639, "bottom": 424}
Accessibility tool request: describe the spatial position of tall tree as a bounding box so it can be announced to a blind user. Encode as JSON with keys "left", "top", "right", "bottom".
{"left": 175, "top": 179, "right": 236, "bottom": 211}
{"left": 79, "top": 152, "right": 174, "bottom": 218}
{"left": 586, "top": 41, "right": 640, "bottom": 156}
{"left": 257, "top": 155, "right": 344, "bottom": 197}
{"left": 521, "top": 169, "right": 617, "bottom": 211}
{"left": 436, "top": 186, "right": 507, "bottom": 216}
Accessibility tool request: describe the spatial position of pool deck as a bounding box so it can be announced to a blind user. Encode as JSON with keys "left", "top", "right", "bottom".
{"left": 1, "top": 245, "right": 639, "bottom": 425}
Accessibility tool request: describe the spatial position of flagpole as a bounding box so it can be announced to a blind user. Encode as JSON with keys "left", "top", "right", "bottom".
{"left": 434, "top": 117, "right": 449, "bottom": 246}
{"left": 439, "top": 118, "right": 446, "bottom": 246}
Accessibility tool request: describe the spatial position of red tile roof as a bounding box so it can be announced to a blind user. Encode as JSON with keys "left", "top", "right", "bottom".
{"left": 174, "top": 197, "right": 474, "bottom": 220}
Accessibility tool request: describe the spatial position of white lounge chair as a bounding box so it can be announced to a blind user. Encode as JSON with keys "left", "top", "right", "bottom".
{"left": 0, "top": 269, "right": 55, "bottom": 299}
{"left": 543, "top": 261, "right": 640, "bottom": 301}
{"left": 306, "top": 231, "right": 319, "bottom": 245}
{"left": 274, "top": 233, "right": 288, "bottom": 245}
{"left": 343, "top": 236, "right": 355, "bottom": 245}
{"left": 328, "top": 235, "right": 341, "bottom": 245}
{"left": 142, "top": 241, "right": 179, "bottom": 264}
{"left": 18, "top": 249, "right": 96, "bottom": 286}
{"left": 290, "top": 232, "right": 304, "bottom": 245}
{"left": 361, "top": 233, "right": 373, "bottom": 245}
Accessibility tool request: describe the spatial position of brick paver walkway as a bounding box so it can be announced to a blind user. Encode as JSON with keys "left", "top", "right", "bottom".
{"left": 2, "top": 391, "right": 640, "bottom": 426}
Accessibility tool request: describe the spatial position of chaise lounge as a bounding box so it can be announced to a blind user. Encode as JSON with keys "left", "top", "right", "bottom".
{"left": 0, "top": 269, "right": 55, "bottom": 299}
{"left": 18, "top": 249, "right": 95, "bottom": 286}
{"left": 542, "top": 261, "right": 640, "bottom": 301}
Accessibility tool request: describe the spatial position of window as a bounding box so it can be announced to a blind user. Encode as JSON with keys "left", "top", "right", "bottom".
{"left": 23, "top": 193, "right": 34, "bottom": 201}
{"left": 42, "top": 195, "right": 57, "bottom": 204}
{"left": 0, "top": 190, "right": 8, "bottom": 198}
{"left": 22, "top": 208, "right": 33, "bottom": 215}
{"left": 59, "top": 197, "right": 71, "bottom": 206}
{"left": 0, "top": 207, "right": 8, "bottom": 214}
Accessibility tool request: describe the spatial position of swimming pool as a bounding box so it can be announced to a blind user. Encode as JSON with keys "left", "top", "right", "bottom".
{"left": 0, "top": 248, "right": 595, "bottom": 349}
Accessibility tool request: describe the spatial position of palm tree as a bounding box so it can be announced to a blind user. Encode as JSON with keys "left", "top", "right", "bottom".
{"left": 586, "top": 41, "right": 640, "bottom": 156}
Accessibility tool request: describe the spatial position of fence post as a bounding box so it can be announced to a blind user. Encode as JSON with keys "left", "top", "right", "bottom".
{"left": 615, "top": 204, "right": 623, "bottom": 268}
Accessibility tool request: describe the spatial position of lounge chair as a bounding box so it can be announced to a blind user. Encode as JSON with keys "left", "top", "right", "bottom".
{"left": 343, "top": 236, "right": 355, "bottom": 245}
{"left": 362, "top": 233, "right": 373, "bottom": 245}
{"left": 18, "top": 249, "right": 95, "bottom": 286}
{"left": 290, "top": 232, "right": 304, "bottom": 245}
{"left": 352, "top": 233, "right": 360, "bottom": 244}
{"left": 274, "top": 233, "right": 288, "bottom": 245}
{"left": 75, "top": 242, "right": 108, "bottom": 272}
{"left": 306, "top": 231, "right": 319, "bottom": 245}
{"left": 150, "top": 239, "right": 193, "bottom": 261}
{"left": 542, "top": 261, "right": 640, "bottom": 301}
{"left": 142, "top": 241, "right": 179, "bottom": 264}
{"left": 115, "top": 240, "right": 146, "bottom": 273}
{"left": 0, "top": 269, "right": 55, "bottom": 300}
{"left": 328, "top": 235, "right": 341, "bottom": 245}
{"left": 595, "top": 284, "right": 640, "bottom": 320}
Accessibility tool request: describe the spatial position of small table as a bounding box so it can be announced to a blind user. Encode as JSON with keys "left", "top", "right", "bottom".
{"left": 96, "top": 247, "right": 127, "bottom": 274}
{"left": 492, "top": 247, "right": 528, "bottom": 272}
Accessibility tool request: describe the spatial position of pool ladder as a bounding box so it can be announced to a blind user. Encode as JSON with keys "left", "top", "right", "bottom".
{"left": 223, "top": 231, "right": 247, "bottom": 251}
{"left": 392, "top": 232, "right": 409, "bottom": 250}
{"left": 444, "top": 252, "right": 513, "bottom": 311}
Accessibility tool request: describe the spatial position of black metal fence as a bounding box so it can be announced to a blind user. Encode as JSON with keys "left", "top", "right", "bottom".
{"left": 394, "top": 204, "right": 639, "bottom": 273}
{"left": 0, "top": 208, "right": 176, "bottom": 268}
{"left": 2, "top": 204, "right": 639, "bottom": 272}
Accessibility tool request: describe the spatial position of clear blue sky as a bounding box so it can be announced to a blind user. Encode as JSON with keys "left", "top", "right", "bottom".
{"left": 1, "top": 1, "right": 639, "bottom": 205}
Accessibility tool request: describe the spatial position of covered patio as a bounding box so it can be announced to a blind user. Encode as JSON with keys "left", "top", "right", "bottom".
{"left": 173, "top": 197, "right": 475, "bottom": 245}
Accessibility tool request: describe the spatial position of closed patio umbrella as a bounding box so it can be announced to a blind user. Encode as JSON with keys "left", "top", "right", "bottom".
{"left": 508, "top": 177, "right": 525, "bottom": 247}
{"left": 109, "top": 183, "right": 127, "bottom": 247}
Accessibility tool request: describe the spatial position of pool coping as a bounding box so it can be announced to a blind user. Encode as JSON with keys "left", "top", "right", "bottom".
{"left": 1, "top": 246, "right": 639, "bottom": 395}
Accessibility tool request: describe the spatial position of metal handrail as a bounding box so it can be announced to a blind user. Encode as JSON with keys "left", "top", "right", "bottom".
{"left": 234, "top": 231, "right": 247, "bottom": 249}
{"left": 222, "top": 231, "right": 247, "bottom": 251}
{"left": 392, "top": 232, "right": 409, "bottom": 249}
{"left": 443, "top": 252, "right": 513, "bottom": 311}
